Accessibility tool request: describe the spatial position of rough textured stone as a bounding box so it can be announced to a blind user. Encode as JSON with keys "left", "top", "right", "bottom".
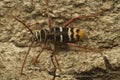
{"left": 0, "top": 0, "right": 120, "bottom": 80}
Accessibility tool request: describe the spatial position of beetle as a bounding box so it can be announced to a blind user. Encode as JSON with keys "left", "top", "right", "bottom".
{"left": 11, "top": 0, "right": 106, "bottom": 75}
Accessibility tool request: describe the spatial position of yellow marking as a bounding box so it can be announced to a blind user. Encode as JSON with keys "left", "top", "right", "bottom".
{"left": 73, "top": 28, "right": 77, "bottom": 40}
{"left": 59, "top": 27, "right": 62, "bottom": 32}
{"left": 60, "top": 35, "right": 63, "bottom": 42}
{"left": 35, "top": 31, "right": 38, "bottom": 40}
{"left": 77, "top": 29, "right": 85, "bottom": 39}
{"left": 68, "top": 28, "right": 72, "bottom": 41}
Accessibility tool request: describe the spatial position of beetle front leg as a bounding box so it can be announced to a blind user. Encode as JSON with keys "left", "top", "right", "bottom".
{"left": 44, "top": 0, "right": 52, "bottom": 29}
{"left": 34, "top": 43, "right": 45, "bottom": 64}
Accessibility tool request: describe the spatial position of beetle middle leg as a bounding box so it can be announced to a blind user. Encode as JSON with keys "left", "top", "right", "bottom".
{"left": 50, "top": 44, "right": 62, "bottom": 72}
{"left": 27, "top": 0, "right": 52, "bottom": 30}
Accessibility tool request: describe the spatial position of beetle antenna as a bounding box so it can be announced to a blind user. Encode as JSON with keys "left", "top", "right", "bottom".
{"left": 11, "top": 11, "right": 34, "bottom": 35}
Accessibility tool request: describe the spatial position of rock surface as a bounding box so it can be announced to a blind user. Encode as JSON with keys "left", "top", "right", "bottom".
{"left": 0, "top": 0, "right": 120, "bottom": 80}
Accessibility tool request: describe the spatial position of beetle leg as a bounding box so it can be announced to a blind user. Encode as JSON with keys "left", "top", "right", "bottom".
{"left": 64, "top": 8, "right": 106, "bottom": 27}
{"left": 21, "top": 41, "right": 34, "bottom": 75}
{"left": 100, "top": 52, "right": 113, "bottom": 71}
{"left": 34, "top": 44, "right": 45, "bottom": 64}
{"left": 44, "top": 0, "right": 52, "bottom": 29}
{"left": 67, "top": 43, "right": 105, "bottom": 52}
{"left": 50, "top": 44, "right": 62, "bottom": 72}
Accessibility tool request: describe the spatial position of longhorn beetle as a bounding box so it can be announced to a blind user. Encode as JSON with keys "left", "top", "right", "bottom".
{"left": 11, "top": 0, "right": 106, "bottom": 75}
